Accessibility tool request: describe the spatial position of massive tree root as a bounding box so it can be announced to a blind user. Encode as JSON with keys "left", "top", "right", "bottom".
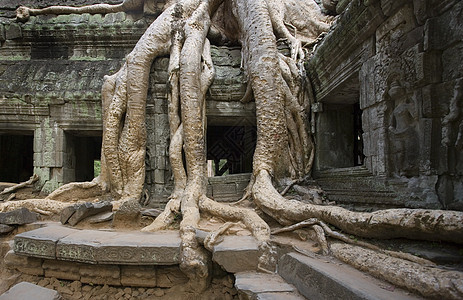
{"left": 4, "top": 0, "right": 463, "bottom": 297}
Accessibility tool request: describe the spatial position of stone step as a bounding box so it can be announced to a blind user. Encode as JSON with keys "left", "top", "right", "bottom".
{"left": 278, "top": 252, "right": 421, "bottom": 300}
{"left": 14, "top": 223, "right": 181, "bottom": 265}
{"left": 212, "top": 235, "right": 259, "bottom": 273}
{"left": 234, "top": 272, "right": 306, "bottom": 300}
{"left": 315, "top": 166, "right": 372, "bottom": 178}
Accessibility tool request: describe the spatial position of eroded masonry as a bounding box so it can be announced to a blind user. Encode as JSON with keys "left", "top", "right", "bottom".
{"left": 0, "top": 0, "right": 462, "bottom": 211}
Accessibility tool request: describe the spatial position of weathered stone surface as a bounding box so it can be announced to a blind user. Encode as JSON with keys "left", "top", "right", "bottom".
{"left": 0, "top": 208, "right": 38, "bottom": 225}
{"left": 14, "top": 225, "right": 76, "bottom": 259}
{"left": 66, "top": 201, "right": 112, "bottom": 226}
{"left": 56, "top": 229, "right": 115, "bottom": 263}
{"left": 43, "top": 260, "right": 81, "bottom": 281}
{"left": 60, "top": 205, "right": 78, "bottom": 225}
{"left": 278, "top": 252, "right": 418, "bottom": 300}
{"left": 234, "top": 272, "right": 297, "bottom": 300}
{"left": 87, "top": 211, "right": 114, "bottom": 223}
{"left": 112, "top": 199, "right": 141, "bottom": 227}
{"left": 0, "top": 282, "right": 62, "bottom": 300}
{"left": 80, "top": 264, "right": 121, "bottom": 286}
{"left": 4, "top": 249, "right": 44, "bottom": 276}
{"left": 213, "top": 236, "right": 259, "bottom": 273}
{"left": 14, "top": 224, "right": 182, "bottom": 265}
{"left": 156, "top": 266, "right": 188, "bottom": 288}
{"left": 120, "top": 266, "right": 157, "bottom": 287}
{"left": 95, "top": 231, "right": 181, "bottom": 265}
{"left": 141, "top": 208, "right": 163, "bottom": 218}
{"left": 0, "top": 224, "right": 14, "bottom": 234}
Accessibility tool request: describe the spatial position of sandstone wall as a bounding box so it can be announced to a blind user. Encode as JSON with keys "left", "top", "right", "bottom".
{"left": 308, "top": 0, "right": 463, "bottom": 209}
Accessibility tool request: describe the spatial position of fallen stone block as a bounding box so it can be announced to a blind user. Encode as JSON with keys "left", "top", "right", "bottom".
{"left": 87, "top": 211, "right": 114, "bottom": 224}
{"left": 60, "top": 205, "right": 78, "bottom": 225}
{"left": 0, "top": 282, "right": 61, "bottom": 300}
{"left": 0, "top": 224, "right": 14, "bottom": 235}
{"left": 66, "top": 201, "right": 113, "bottom": 226}
{"left": 0, "top": 208, "right": 38, "bottom": 225}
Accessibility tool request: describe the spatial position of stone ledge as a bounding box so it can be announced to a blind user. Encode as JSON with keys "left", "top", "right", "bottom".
{"left": 14, "top": 224, "right": 181, "bottom": 265}
{"left": 234, "top": 272, "right": 304, "bottom": 300}
{"left": 278, "top": 252, "right": 419, "bottom": 300}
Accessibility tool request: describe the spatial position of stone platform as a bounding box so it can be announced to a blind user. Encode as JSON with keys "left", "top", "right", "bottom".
{"left": 7, "top": 223, "right": 424, "bottom": 298}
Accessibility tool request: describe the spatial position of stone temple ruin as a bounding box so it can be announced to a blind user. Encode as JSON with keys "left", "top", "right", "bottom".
{"left": 0, "top": 0, "right": 462, "bottom": 299}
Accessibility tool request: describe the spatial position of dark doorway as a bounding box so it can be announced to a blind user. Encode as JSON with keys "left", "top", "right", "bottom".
{"left": 65, "top": 133, "right": 102, "bottom": 183}
{"left": 207, "top": 125, "right": 256, "bottom": 176}
{"left": 0, "top": 134, "right": 34, "bottom": 183}
{"left": 316, "top": 102, "right": 365, "bottom": 170}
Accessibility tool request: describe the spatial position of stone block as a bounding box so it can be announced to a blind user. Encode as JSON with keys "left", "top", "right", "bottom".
{"left": 112, "top": 199, "right": 141, "bottom": 228}
{"left": 120, "top": 266, "right": 156, "bottom": 287}
{"left": 0, "top": 224, "right": 15, "bottom": 235}
{"left": 56, "top": 229, "right": 114, "bottom": 263}
{"left": 5, "top": 24, "right": 22, "bottom": 40}
{"left": 43, "top": 260, "right": 81, "bottom": 281}
{"left": 4, "top": 250, "right": 44, "bottom": 276}
{"left": 0, "top": 282, "right": 62, "bottom": 300}
{"left": 14, "top": 225, "right": 77, "bottom": 259}
{"left": 213, "top": 236, "right": 259, "bottom": 273}
{"left": 95, "top": 231, "right": 181, "bottom": 265}
{"left": 0, "top": 208, "right": 38, "bottom": 225}
{"left": 156, "top": 266, "right": 188, "bottom": 288}
{"left": 66, "top": 201, "right": 113, "bottom": 226}
{"left": 60, "top": 205, "right": 78, "bottom": 225}
{"left": 278, "top": 252, "right": 416, "bottom": 300}
{"left": 234, "top": 272, "right": 297, "bottom": 300}
{"left": 376, "top": 5, "right": 416, "bottom": 43}
{"left": 80, "top": 264, "right": 120, "bottom": 286}
{"left": 424, "top": 2, "right": 463, "bottom": 51}
{"left": 0, "top": 25, "right": 5, "bottom": 42}
{"left": 442, "top": 42, "right": 463, "bottom": 82}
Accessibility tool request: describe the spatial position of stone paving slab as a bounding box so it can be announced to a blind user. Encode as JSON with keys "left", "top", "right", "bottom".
{"left": 14, "top": 224, "right": 181, "bottom": 265}
{"left": 234, "top": 272, "right": 303, "bottom": 300}
{"left": 279, "top": 252, "right": 421, "bottom": 300}
{"left": 0, "top": 282, "right": 62, "bottom": 300}
{"left": 213, "top": 235, "right": 259, "bottom": 273}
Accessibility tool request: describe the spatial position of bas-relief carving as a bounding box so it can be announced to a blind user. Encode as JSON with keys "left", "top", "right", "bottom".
{"left": 442, "top": 79, "right": 463, "bottom": 152}
{"left": 386, "top": 79, "right": 419, "bottom": 176}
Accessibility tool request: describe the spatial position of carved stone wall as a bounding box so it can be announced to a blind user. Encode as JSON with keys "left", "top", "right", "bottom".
{"left": 308, "top": 0, "right": 463, "bottom": 209}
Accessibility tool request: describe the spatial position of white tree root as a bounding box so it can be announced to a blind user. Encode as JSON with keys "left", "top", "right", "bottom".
{"left": 331, "top": 242, "right": 463, "bottom": 300}
{"left": 0, "top": 174, "right": 39, "bottom": 195}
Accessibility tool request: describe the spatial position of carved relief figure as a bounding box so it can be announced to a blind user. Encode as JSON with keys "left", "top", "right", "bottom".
{"left": 387, "top": 80, "right": 419, "bottom": 176}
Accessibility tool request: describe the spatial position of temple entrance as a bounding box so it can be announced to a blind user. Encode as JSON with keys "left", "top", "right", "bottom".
{"left": 0, "top": 133, "right": 34, "bottom": 183}
{"left": 64, "top": 132, "right": 102, "bottom": 183}
{"left": 206, "top": 125, "right": 256, "bottom": 177}
{"left": 315, "top": 102, "right": 364, "bottom": 170}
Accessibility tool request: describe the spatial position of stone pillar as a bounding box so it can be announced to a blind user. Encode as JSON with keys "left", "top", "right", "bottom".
{"left": 33, "top": 118, "right": 66, "bottom": 193}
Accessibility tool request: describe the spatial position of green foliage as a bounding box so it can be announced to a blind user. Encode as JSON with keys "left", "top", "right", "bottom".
{"left": 94, "top": 160, "right": 101, "bottom": 177}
